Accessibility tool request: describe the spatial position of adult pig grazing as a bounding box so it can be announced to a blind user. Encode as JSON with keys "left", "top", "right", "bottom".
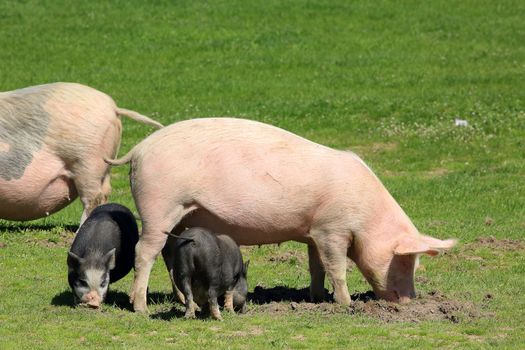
{"left": 0, "top": 82, "right": 162, "bottom": 224}
{"left": 163, "top": 227, "right": 249, "bottom": 320}
{"left": 105, "top": 117, "right": 456, "bottom": 312}
{"left": 67, "top": 203, "right": 139, "bottom": 308}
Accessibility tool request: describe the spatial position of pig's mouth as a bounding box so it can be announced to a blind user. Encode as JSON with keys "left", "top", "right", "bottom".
{"left": 77, "top": 301, "right": 102, "bottom": 309}
{"left": 79, "top": 290, "right": 103, "bottom": 309}
{"left": 86, "top": 302, "right": 101, "bottom": 309}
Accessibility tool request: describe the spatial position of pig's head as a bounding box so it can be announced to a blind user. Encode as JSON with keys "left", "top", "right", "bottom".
{"left": 67, "top": 248, "right": 116, "bottom": 309}
{"left": 351, "top": 234, "right": 456, "bottom": 303}
{"left": 232, "top": 260, "right": 250, "bottom": 313}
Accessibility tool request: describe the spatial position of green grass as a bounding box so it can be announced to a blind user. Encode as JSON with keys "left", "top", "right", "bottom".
{"left": 0, "top": 0, "right": 524, "bottom": 348}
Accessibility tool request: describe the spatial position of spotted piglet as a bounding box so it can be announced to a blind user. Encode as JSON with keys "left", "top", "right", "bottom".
{"left": 67, "top": 203, "right": 138, "bottom": 308}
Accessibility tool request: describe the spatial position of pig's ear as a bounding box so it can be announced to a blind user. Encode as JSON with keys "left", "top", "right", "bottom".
{"left": 67, "top": 252, "right": 85, "bottom": 269}
{"left": 394, "top": 235, "right": 457, "bottom": 256}
{"left": 104, "top": 248, "right": 116, "bottom": 270}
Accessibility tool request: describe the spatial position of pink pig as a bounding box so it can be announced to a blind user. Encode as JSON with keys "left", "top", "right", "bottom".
{"left": 0, "top": 82, "right": 162, "bottom": 224}
{"left": 106, "top": 117, "right": 456, "bottom": 312}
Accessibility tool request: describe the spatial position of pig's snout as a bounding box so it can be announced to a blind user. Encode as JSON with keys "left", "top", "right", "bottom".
{"left": 83, "top": 291, "right": 101, "bottom": 309}
{"left": 87, "top": 301, "right": 100, "bottom": 309}
{"left": 376, "top": 289, "right": 415, "bottom": 303}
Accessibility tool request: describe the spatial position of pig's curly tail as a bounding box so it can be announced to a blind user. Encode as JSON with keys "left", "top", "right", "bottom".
{"left": 116, "top": 107, "right": 163, "bottom": 129}
{"left": 104, "top": 147, "right": 134, "bottom": 166}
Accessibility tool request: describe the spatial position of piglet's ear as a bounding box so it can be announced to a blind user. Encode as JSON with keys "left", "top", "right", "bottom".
{"left": 394, "top": 235, "right": 457, "bottom": 256}
{"left": 67, "top": 252, "right": 85, "bottom": 269}
{"left": 104, "top": 248, "right": 117, "bottom": 270}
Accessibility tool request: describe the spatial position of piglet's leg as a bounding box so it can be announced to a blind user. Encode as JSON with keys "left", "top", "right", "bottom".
{"left": 179, "top": 277, "right": 196, "bottom": 319}
{"left": 308, "top": 244, "right": 326, "bottom": 302}
{"left": 310, "top": 230, "right": 352, "bottom": 305}
{"left": 161, "top": 229, "right": 187, "bottom": 305}
{"left": 224, "top": 291, "right": 235, "bottom": 313}
{"left": 208, "top": 289, "right": 223, "bottom": 321}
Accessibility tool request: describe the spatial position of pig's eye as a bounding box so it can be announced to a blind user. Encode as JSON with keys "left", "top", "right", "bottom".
{"left": 77, "top": 280, "right": 88, "bottom": 288}
{"left": 100, "top": 277, "right": 108, "bottom": 288}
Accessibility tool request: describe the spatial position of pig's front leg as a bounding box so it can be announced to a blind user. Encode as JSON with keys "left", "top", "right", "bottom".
{"left": 310, "top": 229, "right": 352, "bottom": 305}
{"left": 308, "top": 244, "right": 326, "bottom": 302}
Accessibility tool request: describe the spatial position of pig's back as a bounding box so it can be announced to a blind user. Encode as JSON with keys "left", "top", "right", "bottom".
{"left": 132, "top": 118, "right": 381, "bottom": 244}
{"left": 134, "top": 118, "right": 351, "bottom": 192}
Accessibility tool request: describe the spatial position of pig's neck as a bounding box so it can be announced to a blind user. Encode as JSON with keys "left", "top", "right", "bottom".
{"left": 366, "top": 183, "right": 418, "bottom": 240}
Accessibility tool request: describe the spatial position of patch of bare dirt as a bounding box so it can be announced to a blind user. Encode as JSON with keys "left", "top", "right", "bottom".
{"left": 371, "top": 142, "right": 398, "bottom": 153}
{"left": 0, "top": 242, "right": 6, "bottom": 248}
{"left": 422, "top": 167, "right": 450, "bottom": 178}
{"left": 25, "top": 229, "right": 76, "bottom": 248}
{"left": 466, "top": 236, "right": 525, "bottom": 251}
{"left": 228, "top": 327, "right": 265, "bottom": 337}
{"left": 247, "top": 287, "right": 481, "bottom": 323}
{"left": 451, "top": 236, "right": 525, "bottom": 269}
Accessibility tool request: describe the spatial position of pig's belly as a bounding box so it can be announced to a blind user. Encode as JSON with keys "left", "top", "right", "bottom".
{"left": 0, "top": 148, "right": 77, "bottom": 221}
{"left": 181, "top": 207, "right": 313, "bottom": 246}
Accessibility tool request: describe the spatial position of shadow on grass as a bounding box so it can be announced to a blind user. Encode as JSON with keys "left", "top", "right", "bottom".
{"left": 51, "top": 289, "right": 144, "bottom": 311}
{"left": 151, "top": 306, "right": 186, "bottom": 321}
{"left": 0, "top": 223, "right": 78, "bottom": 232}
{"left": 248, "top": 285, "right": 376, "bottom": 304}
{"left": 150, "top": 293, "right": 234, "bottom": 321}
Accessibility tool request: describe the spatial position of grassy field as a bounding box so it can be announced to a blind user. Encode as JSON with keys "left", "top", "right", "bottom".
{"left": 1, "top": 0, "right": 524, "bottom": 348}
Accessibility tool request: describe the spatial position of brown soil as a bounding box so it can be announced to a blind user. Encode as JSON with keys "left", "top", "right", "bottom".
{"left": 466, "top": 235, "right": 525, "bottom": 251}
{"left": 247, "top": 287, "right": 481, "bottom": 323}
{"left": 25, "top": 229, "right": 76, "bottom": 248}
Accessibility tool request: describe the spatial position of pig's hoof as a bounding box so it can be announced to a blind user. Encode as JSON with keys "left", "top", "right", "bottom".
{"left": 133, "top": 302, "right": 149, "bottom": 314}
{"left": 134, "top": 307, "right": 149, "bottom": 314}
{"left": 184, "top": 312, "right": 196, "bottom": 319}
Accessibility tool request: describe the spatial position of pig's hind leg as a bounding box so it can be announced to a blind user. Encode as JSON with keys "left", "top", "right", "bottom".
{"left": 131, "top": 205, "right": 197, "bottom": 313}
{"left": 223, "top": 290, "right": 235, "bottom": 313}
{"left": 178, "top": 276, "right": 197, "bottom": 319}
{"left": 206, "top": 268, "right": 223, "bottom": 320}
{"left": 75, "top": 119, "right": 121, "bottom": 225}
{"left": 207, "top": 287, "right": 223, "bottom": 321}
{"left": 161, "top": 228, "right": 188, "bottom": 305}
{"left": 75, "top": 169, "right": 111, "bottom": 225}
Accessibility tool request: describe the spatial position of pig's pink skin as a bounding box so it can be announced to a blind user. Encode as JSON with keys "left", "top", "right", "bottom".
{"left": 0, "top": 83, "right": 161, "bottom": 224}
{"left": 0, "top": 145, "right": 77, "bottom": 220}
{"left": 107, "top": 118, "right": 456, "bottom": 312}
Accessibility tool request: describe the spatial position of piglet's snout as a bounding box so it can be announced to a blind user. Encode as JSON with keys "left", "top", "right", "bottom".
{"left": 83, "top": 291, "right": 101, "bottom": 309}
